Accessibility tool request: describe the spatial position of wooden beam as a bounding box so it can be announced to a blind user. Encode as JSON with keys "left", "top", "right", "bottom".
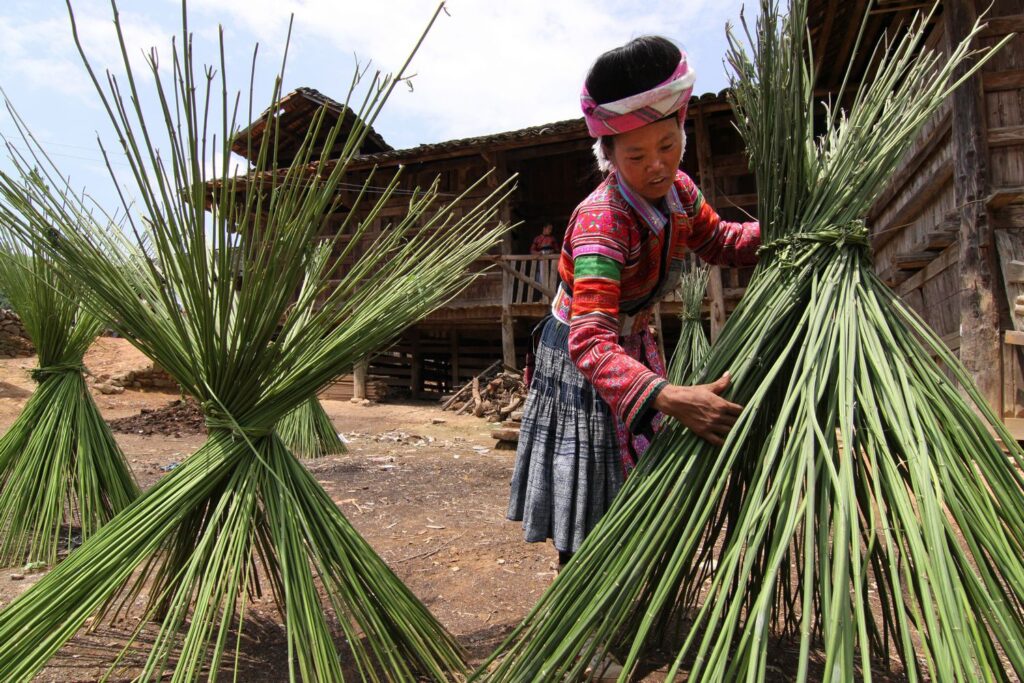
{"left": 345, "top": 128, "right": 592, "bottom": 170}
{"left": 505, "top": 138, "right": 595, "bottom": 162}
{"left": 827, "top": 0, "right": 871, "bottom": 92}
{"left": 653, "top": 304, "right": 667, "bottom": 365}
{"left": 1006, "top": 330, "right": 1024, "bottom": 347}
{"left": 879, "top": 264, "right": 912, "bottom": 287}
{"left": 947, "top": 0, "right": 1002, "bottom": 410}
{"left": 706, "top": 267, "right": 727, "bottom": 342}
{"left": 410, "top": 329, "right": 423, "bottom": 398}
{"left": 987, "top": 187, "right": 1024, "bottom": 209}
{"left": 1005, "top": 261, "right": 1024, "bottom": 284}
{"left": 501, "top": 306, "right": 517, "bottom": 370}
{"left": 989, "top": 125, "right": 1024, "bottom": 148}
{"left": 893, "top": 251, "right": 942, "bottom": 271}
{"left": 979, "top": 16, "right": 1024, "bottom": 39}
{"left": 868, "top": 1, "right": 929, "bottom": 14}
{"left": 982, "top": 69, "right": 1024, "bottom": 92}
{"left": 717, "top": 193, "right": 759, "bottom": 209}
{"left": 869, "top": 109, "right": 951, "bottom": 223}
{"left": 813, "top": 0, "right": 839, "bottom": 74}
{"left": 450, "top": 329, "right": 460, "bottom": 388}
{"left": 921, "top": 228, "right": 958, "bottom": 250}
{"left": 896, "top": 243, "right": 958, "bottom": 297}
{"left": 500, "top": 266, "right": 517, "bottom": 369}
{"left": 693, "top": 107, "right": 728, "bottom": 341}
{"left": 693, "top": 106, "right": 719, "bottom": 199}
{"left": 1003, "top": 418, "right": 1024, "bottom": 441}
{"left": 871, "top": 159, "right": 953, "bottom": 250}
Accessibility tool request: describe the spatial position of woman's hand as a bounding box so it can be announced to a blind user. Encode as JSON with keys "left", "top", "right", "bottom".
{"left": 653, "top": 372, "right": 743, "bottom": 446}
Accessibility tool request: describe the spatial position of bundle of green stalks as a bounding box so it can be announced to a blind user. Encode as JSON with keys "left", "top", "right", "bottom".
{"left": 666, "top": 263, "right": 710, "bottom": 384}
{"left": 276, "top": 398, "right": 347, "bottom": 458}
{"left": 0, "top": 235, "right": 137, "bottom": 566}
{"left": 477, "top": 3, "right": 1024, "bottom": 681}
{"left": 274, "top": 244, "right": 347, "bottom": 460}
{"left": 0, "top": 2, "right": 512, "bottom": 681}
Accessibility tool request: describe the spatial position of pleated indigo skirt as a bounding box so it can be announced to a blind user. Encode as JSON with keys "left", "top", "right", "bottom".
{"left": 506, "top": 317, "right": 624, "bottom": 553}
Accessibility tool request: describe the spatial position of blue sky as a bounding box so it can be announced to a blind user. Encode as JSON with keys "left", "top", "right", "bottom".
{"left": 0, "top": 0, "right": 748, "bottom": 212}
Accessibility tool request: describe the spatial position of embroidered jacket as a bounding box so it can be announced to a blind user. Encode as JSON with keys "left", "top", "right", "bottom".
{"left": 552, "top": 170, "right": 759, "bottom": 433}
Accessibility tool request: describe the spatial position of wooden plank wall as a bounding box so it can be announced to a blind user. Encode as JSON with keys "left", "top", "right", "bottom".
{"left": 870, "top": 4, "right": 1024, "bottom": 418}
{"left": 323, "top": 154, "right": 504, "bottom": 275}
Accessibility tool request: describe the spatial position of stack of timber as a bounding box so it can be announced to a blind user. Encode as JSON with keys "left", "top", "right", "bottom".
{"left": 441, "top": 361, "right": 527, "bottom": 446}
{"left": 319, "top": 374, "right": 389, "bottom": 402}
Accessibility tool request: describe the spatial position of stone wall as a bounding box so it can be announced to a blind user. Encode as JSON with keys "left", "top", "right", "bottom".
{"left": 88, "top": 365, "right": 179, "bottom": 395}
{"left": 0, "top": 309, "right": 34, "bottom": 358}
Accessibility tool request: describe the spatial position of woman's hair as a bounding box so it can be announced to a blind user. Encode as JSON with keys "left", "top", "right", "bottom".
{"left": 585, "top": 36, "right": 684, "bottom": 172}
{"left": 585, "top": 36, "right": 681, "bottom": 105}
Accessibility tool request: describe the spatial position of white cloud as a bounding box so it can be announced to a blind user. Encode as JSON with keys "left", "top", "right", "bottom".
{"left": 0, "top": 3, "right": 176, "bottom": 104}
{"left": 1, "top": 0, "right": 748, "bottom": 211}
{"left": 183, "top": 0, "right": 746, "bottom": 146}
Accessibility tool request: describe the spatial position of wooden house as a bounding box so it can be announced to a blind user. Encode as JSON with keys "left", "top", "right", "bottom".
{"left": 226, "top": 87, "right": 758, "bottom": 400}
{"left": 224, "top": 1, "right": 1024, "bottom": 439}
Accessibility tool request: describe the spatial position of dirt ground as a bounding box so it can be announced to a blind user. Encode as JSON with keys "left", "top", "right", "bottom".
{"left": 0, "top": 340, "right": 566, "bottom": 682}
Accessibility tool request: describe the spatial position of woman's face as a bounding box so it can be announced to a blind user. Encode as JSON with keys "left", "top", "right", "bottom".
{"left": 607, "top": 117, "right": 683, "bottom": 202}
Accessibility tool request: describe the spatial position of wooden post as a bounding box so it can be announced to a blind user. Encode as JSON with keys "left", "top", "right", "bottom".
{"left": 410, "top": 329, "right": 422, "bottom": 399}
{"left": 450, "top": 329, "right": 460, "bottom": 390}
{"left": 353, "top": 357, "right": 369, "bottom": 401}
{"left": 706, "top": 267, "right": 727, "bottom": 342}
{"left": 488, "top": 149, "right": 517, "bottom": 368}
{"left": 501, "top": 266, "right": 517, "bottom": 370}
{"left": 946, "top": 1, "right": 1003, "bottom": 410}
{"left": 693, "top": 105, "right": 728, "bottom": 341}
{"left": 653, "top": 303, "right": 667, "bottom": 365}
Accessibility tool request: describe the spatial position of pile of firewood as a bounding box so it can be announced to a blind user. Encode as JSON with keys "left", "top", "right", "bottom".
{"left": 441, "top": 362, "right": 526, "bottom": 447}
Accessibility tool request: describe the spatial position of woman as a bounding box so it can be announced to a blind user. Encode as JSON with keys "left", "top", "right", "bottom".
{"left": 507, "top": 36, "right": 760, "bottom": 567}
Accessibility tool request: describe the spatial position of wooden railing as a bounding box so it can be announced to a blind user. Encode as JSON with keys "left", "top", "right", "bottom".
{"left": 480, "top": 255, "right": 560, "bottom": 306}
{"left": 1002, "top": 329, "right": 1024, "bottom": 441}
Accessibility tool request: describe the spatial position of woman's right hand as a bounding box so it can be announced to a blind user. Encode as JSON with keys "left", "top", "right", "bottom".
{"left": 653, "top": 372, "right": 743, "bottom": 446}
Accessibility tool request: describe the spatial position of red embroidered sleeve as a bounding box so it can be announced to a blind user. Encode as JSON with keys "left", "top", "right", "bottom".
{"left": 566, "top": 208, "right": 668, "bottom": 433}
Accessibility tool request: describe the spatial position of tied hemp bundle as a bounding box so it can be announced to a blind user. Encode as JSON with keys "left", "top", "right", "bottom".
{"left": 0, "top": 2, "right": 512, "bottom": 681}
{"left": 667, "top": 263, "right": 711, "bottom": 385}
{"left": 277, "top": 397, "right": 348, "bottom": 459}
{"left": 0, "top": 232, "right": 137, "bottom": 567}
{"left": 276, "top": 243, "right": 348, "bottom": 460}
{"left": 477, "top": 1, "right": 1024, "bottom": 681}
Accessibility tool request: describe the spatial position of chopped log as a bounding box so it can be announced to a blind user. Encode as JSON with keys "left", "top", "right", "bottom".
{"left": 441, "top": 359, "right": 502, "bottom": 411}
{"left": 469, "top": 377, "right": 482, "bottom": 416}
{"left": 440, "top": 381, "right": 473, "bottom": 411}
{"left": 443, "top": 364, "right": 528, "bottom": 422}
{"left": 499, "top": 394, "right": 524, "bottom": 418}
{"left": 491, "top": 427, "right": 521, "bottom": 442}
{"left": 476, "top": 399, "right": 495, "bottom": 418}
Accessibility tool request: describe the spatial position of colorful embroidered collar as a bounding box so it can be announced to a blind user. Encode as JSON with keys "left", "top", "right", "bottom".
{"left": 614, "top": 173, "right": 685, "bottom": 237}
